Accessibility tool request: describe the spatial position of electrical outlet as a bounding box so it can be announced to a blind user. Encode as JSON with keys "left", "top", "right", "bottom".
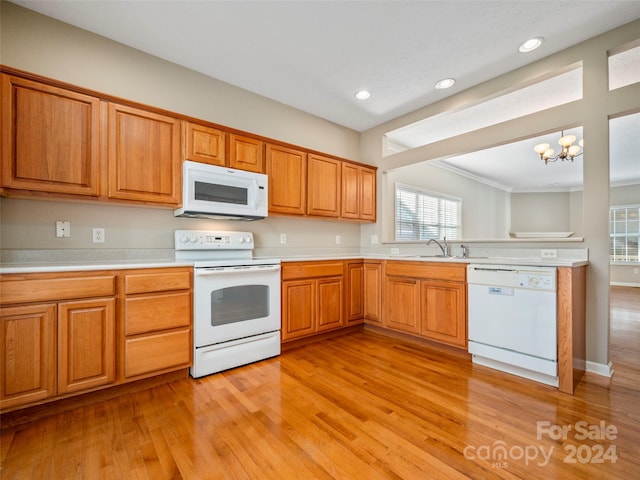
{"left": 93, "top": 227, "right": 105, "bottom": 243}
{"left": 335, "top": 235, "right": 341, "bottom": 245}
{"left": 371, "top": 234, "right": 379, "bottom": 244}
{"left": 280, "top": 233, "right": 287, "bottom": 244}
{"left": 56, "top": 221, "right": 70, "bottom": 238}
{"left": 540, "top": 249, "right": 557, "bottom": 259}
{"left": 634, "top": 268, "right": 639, "bottom": 274}
{"left": 391, "top": 248, "right": 400, "bottom": 255}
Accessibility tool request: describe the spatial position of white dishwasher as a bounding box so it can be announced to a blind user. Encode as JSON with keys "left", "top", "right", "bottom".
{"left": 467, "top": 264, "right": 558, "bottom": 387}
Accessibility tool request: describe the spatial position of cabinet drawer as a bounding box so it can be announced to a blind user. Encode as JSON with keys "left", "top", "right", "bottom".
{"left": 124, "top": 292, "right": 191, "bottom": 335}
{"left": 124, "top": 328, "right": 191, "bottom": 378}
{"left": 384, "top": 261, "right": 466, "bottom": 282}
{"left": 124, "top": 270, "right": 191, "bottom": 294}
{"left": 281, "top": 262, "right": 345, "bottom": 281}
{"left": 0, "top": 275, "right": 116, "bottom": 305}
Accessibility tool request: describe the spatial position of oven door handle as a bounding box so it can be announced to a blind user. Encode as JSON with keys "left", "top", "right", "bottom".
{"left": 195, "top": 265, "right": 281, "bottom": 276}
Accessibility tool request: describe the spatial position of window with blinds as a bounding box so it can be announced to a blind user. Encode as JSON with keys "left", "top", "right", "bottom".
{"left": 395, "top": 183, "right": 461, "bottom": 241}
{"left": 610, "top": 205, "right": 639, "bottom": 262}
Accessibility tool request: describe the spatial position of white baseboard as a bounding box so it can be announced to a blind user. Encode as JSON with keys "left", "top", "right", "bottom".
{"left": 610, "top": 282, "right": 640, "bottom": 288}
{"left": 586, "top": 361, "right": 614, "bottom": 377}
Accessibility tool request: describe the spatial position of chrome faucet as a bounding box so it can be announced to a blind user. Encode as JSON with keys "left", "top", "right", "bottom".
{"left": 427, "top": 237, "right": 449, "bottom": 256}
{"left": 461, "top": 244, "right": 468, "bottom": 258}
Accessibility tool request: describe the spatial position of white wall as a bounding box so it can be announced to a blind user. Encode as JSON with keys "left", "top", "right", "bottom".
{"left": 510, "top": 192, "right": 572, "bottom": 233}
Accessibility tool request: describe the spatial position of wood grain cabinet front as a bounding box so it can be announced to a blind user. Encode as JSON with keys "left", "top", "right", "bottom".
{"left": 281, "top": 261, "right": 345, "bottom": 342}
{"left": 341, "top": 163, "right": 376, "bottom": 222}
{"left": 307, "top": 154, "right": 341, "bottom": 218}
{"left": 229, "top": 133, "right": 264, "bottom": 173}
{"left": 382, "top": 261, "right": 467, "bottom": 349}
{"left": 120, "top": 268, "right": 192, "bottom": 381}
{"left": 1, "top": 74, "right": 101, "bottom": 196}
{"left": 108, "top": 103, "right": 181, "bottom": 206}
{"left": 0, "top": 303, "right": 57, "bottom": 410}
{"left": 183, "top": 121, "right": 227, "bottom": 166}
{"left": 266, "top": 143, "right": 307, "bottom": 215}
{"left": 0, "top": 271, "right": 117, "bottom": 411}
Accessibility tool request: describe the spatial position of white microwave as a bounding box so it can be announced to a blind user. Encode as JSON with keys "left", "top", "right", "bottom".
{"left": 175, "top": 161, "right": 268, "bottom": 220}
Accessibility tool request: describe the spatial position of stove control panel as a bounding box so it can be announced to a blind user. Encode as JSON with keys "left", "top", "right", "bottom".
{"left": 175, "top": 230, "right": 254, "bottom": 250}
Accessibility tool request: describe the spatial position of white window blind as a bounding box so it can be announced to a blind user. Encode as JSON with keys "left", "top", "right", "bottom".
{"left": 395, "top": 183, "right": 461, "bottom": 241}
{"left": 610, "top": 205, "right": 639, "bottom": 262}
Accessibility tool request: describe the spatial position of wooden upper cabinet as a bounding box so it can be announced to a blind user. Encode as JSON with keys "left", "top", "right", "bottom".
{"left": 183, "top": 121, "right": 226, "bottom": 166}
{"left": 266, "top": 143, "right": 307, "bottom": 215}
{"left": 229, "top": 133, "right": 264, "bottom": 173}
{"left": 341, "top": 162, "right": 376, "bottom": 222}
{"left": 359, "top": 166, "right": 376, "bottom": 221}
{"left": 107, "top": 103, "right": 181, "bottom": 205}
{"left": 1, "top": 74, "right": 101, "bottom": 196}
{"left": 307, "top": 154, "right": 341, "bottom": 217}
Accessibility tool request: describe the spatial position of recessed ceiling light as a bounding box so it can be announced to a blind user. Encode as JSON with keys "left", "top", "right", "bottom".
{"left": 435, "top": 78, "right": 455, "bottom": 90}
{"left": 519, "top": 37, "right": 544, "bottom": 53}
{"left": 355, "top": 90, "right": 371, "bottom": 100}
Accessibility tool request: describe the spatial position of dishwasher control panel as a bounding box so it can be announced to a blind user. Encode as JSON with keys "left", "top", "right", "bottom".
{"left": 518, "top": 273, "right": 555, "bottom": 290}
{"left": 468, "top": 264, "right": 556, "bottom": 291}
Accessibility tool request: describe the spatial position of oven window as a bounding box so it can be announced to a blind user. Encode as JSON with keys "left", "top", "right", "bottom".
{"left": 210, "top": 285, "right": 269, "bottom": 326}
{"left": 195, "top": 181, "right": 248, "bottom": 205}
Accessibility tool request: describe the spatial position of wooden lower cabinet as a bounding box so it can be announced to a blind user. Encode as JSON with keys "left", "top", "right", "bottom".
{"left": 120, "top": 268, "right": 192, "bottom": 381}
{"left": 382, "top": 261, "right": 467, "bottom": 349}
{"left": 281, "top": 261, "right": 345, "bottom": 342}
{"left": 346, "top": 261, "right": 364, "bottom": 324}
{"left": 57, "top": 298, "right": 115, "bottom": 395}
{"left": 0, "top": 267, "right": 192, "bottom": 412}
{"left": 0, "top": 303, "right": 57, "bottom": 410}
{"left": 420, "top": 280, "right": 466, "bottom": 348}
{"left": 383, "top": 276, "right": 421, "bottom": 334}
{"left": 363, "top": 261, "right": 382, "bottom": 324}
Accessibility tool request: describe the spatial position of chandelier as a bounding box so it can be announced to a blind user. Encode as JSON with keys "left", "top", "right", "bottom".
{"left": 534, "top": 131, "right": 584, "bottom": 165}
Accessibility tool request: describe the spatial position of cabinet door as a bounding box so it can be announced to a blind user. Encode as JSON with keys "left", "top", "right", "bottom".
{"left": 281, "top": 279, "right": 315, "bottom": 341}
{"left": 346, "top": 262, "right": 364, "bottom": 323}
{"left": 341, "top": 162, "right": 360, "bottom": 219}
{"left": 359, "top": 166, "right": 377, "bottom": 221}
{"left": 316, "top": 277, "right": 344, "bottom": 332}
{"left": 266, "top": 144, "right": 307, "bottom": 215}
{"left": 420, "top": 281, "right": 467, "bottom": 348}
{"left": 307, "top": 154, "right": 341, "bottom": 217}
{"left": 58, "top": 298, "right": 115, "bottom": 395}
{"left": 183, "top": 121, "right": 226, "bottom": 166}
{"left": 1, "top": 74, "right": 101, "bottom": 196}
{"left": 229, "top": 133, "right": 264, "bottom": 173}
{"left": 108, "top": 103, "right": 181, "bottom": 205}
{"left": 364, "top": 262, "right": 382, "bottom": 324}
{"left": 0, "top": 304, "right": 56, "bottom": 410}
{"left": 383, "top": 276, "right": 420, "bottom": 333}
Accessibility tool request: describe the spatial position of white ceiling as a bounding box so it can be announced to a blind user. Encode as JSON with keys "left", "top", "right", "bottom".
{"left": 11, "top": 0, "right": 640, "bottom": 188}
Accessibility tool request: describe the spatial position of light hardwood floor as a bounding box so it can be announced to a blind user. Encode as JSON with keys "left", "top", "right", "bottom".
{"left": 1, "top": 287, "right": 639, "bottom": 479}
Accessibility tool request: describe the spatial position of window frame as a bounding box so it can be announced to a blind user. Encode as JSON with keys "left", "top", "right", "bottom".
{"left": 394, "top": 182, "right": 462, "bottom": 242}
{"left": 609, "top": 204, "right": 640, "bottom": 263}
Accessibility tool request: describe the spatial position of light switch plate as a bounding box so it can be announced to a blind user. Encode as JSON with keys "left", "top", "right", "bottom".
{"left": 56, "top": 221, "right": 70, "bottom": 238}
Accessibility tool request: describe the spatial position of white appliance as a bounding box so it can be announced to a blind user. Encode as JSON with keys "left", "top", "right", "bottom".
{"left": 467, "top": 264, "right": 558, "bottom": 387}
{"left": 175, "top": 161, "right": 268, "bottom": 220}
{"left": 175, "top": 230, "right": 281, "bottom": 378}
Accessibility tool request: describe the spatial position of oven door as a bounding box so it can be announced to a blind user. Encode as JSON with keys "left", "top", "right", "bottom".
{"left": 193, "top": 264, "right": 281, "bottom": 348}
